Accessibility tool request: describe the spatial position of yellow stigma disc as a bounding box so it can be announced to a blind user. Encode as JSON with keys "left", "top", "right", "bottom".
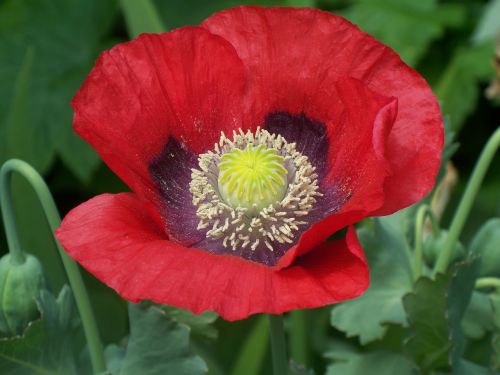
{"left": 218, "top": 144, "right": 288, "bottom": 215}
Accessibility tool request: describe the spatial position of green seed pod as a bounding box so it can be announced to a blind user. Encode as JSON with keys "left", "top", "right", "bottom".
{"left": 423, "top": 230, "right": 466, "bottom": 267}
{"left": 0, "top": 253, "right": 45, "bottom": 336}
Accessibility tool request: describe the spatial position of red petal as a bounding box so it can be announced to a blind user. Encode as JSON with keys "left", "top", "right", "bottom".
{"left": 202, "top": 6, "right": 443, "bottom": 215}
{"left": 275, "top": 78, "right": 397, "bottom": 269}
{"left": 72, "top": 27, "right": 246, "bottom": 201}
{"left": 56, "top": 194, "right": 368, "bottom": 321}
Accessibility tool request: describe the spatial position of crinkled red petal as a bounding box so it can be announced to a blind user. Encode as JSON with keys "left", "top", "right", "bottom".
{"left": 202, "top": 6, "right": 443, "bottom": 215}
{"left": 55, "top": 193, "right": 369, "bottom": 321}
{"left": 72, "top": 27, "right": 247, "bottom": 202}
{"left": 276, "top": 77, "right": 397, "bottom": 268}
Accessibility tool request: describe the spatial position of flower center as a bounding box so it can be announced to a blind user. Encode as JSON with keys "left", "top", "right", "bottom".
{"left": 218, "top": 145, "right": 288, "bottom": 215}
{"left": 189, "top": 128, "right": 322, "bottom": 254}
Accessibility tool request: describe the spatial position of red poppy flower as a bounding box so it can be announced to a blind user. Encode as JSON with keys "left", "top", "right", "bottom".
{"left": 55, "top": 6, "right": 443, "bottom": 321}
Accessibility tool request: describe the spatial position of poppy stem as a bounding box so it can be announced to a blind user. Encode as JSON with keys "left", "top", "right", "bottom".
{"left": 413, "top": 204, "right": 439, "bottom": 281}
{"left": 289, "top": 309, "right": 309, "bottom": 366}
{"left": 0, "top": 162, "right": 25, "bottom": 265}
{"left": 0, "top": 159, "right": 106, "bottom": 374}
{"left": 434, "top": 127, "right": 500, "bottom": 276}
{"left": 269, "top": 314, "right": 288, "bottom": 375}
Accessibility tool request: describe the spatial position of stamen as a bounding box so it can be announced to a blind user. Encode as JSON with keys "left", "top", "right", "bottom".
{"left": 189, "top": 128, "right": 322, "bottom": 254}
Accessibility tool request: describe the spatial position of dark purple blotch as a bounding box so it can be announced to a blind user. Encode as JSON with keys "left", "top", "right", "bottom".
{"left": 149, "top": 137, "right": 204, "bottom": 246}
{"left": 149, "top": 113, "right": 348, "bottom": 266}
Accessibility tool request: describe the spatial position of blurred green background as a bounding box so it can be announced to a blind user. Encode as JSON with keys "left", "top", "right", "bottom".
{"left": 0, "top": 0, "right": 498, "bottom": 374}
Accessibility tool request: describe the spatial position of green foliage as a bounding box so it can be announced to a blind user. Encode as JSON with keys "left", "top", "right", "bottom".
{"left": 403, "top": 256, "right": 479, "bottom": 374}
{"left": 154, "top": 0, "right": 295, "bottom": 30}
{"left": 230, "top": 315, "right": 268, "bottom": 375}
{"left": 462, "top": 291, "right": 494, "bottom": 340}
{"left": 423, "top": 229, "right": 466, "bottom": 266}
{"left": 0, "top": 286, "right": 88, "bottom": 375}
{"left": 472, "top": 0, "right": 500, "bottom": 44}
{"left": 435, "top": 42, "right": 494, "bottom": 132}
{"left": 0, "top": 0, "right": 499, "bottom": 374}
{"left": 489, "top": 293, "right": 500, "bottom": 370}
{"left": 326, "top": 349, "right": 415, "bottom": 375}
{"left": 471, "top": 218, "right": 500, "bottom": 277}
{"left": 160, "top": 305, "right": 218, "bottom": 340}
{"left": 331, "top": 214, "right": 413, "bottom": 344}
{"left": 104, "top": 303, "right": 207, "bottom": 375}
{"left": 119, "top": 0, "right": 165, "bottom": 37}
{"left": 0, "top": 254, "right": 45, "bottom": 337}
{"left": 342, "top": 0, "right": 465, "bottom": 66}
{"left": 0, "top": 0, "right": 117, "bottom": 181}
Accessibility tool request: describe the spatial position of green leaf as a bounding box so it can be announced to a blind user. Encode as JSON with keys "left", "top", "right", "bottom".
{"left": 119, "top": 0, "right": 165, "bottom": 38}
{"left": 489, "top": 293, "right": 500, "bottom": 370}
{"left": 331, "top": 214, "right": 413, "bottom": 344}
{"left": 0, "top": 286, "right": 85, "bottom": 375}
{"left": 403, "top": 256, "right": 479, "bottom": 374}
{"left": 1, "top": 47, "right": 54, "bottom": 173}
{"left": 0, "top": 0, "right": 117, "bottom": 181}
{"left": 471, "top": 218, "right": 500, "bottom": 277}
{"left": 455, "top": 360, "right": 500, "bottom": 375}
{"left": 160, "top": 305, "right": 218, "bottom": 339}
{"left": 230, "top": 315, "right": 268, "bottom": 375}
{"left": 115, "top": 303, "right": 207, "bottom": 375}
{"left": 342, "top": 0, "right": 465, "bottom": 66}
{"left": 326, "top": 350, "right": 415, "bottom": 375}
{"left": 435, "top": 42, "right": 494, "bottom": 132}
{"left": 104, "top": 344, "right": 126, "bottom": 375}
{"left": 462, "top": 291, "right": 494, "bottom": 340}
{"left": 472, "top": 0, "right": 500, "bottom": 44}
{"left": 423, "top": 230, "right": 466, "bottom": 267}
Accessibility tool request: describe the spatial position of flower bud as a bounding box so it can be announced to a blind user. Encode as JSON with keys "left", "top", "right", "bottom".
{"left": 0, "top": 253, "right": 45, "bottom": 336}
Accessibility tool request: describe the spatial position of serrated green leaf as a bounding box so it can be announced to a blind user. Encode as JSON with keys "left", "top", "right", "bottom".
{"left": 342, "top": 0, "right": 465, "bottom": 66}
{"left": 471, "top": 218, "right": 500, "bottom": 277}
{"left": 119, "top": 0, "right": 165, "bottom": 38}
{"left": 331, "top": 214, "right": 413, "bottom": 344}
{"left": 159, "top": 305, "right": 218, "bottom": 339}
{"left": 472, "top": 0, "right": 500, "bottom": 44}
{"left": 403, "top": 256, "right": 479, "bottom": 374}
{"left": 0, "top": 286, "right": 85, "bottom": 375}
{"left": 117, "top": 303, "right": 207, "bottom": 375}
{"left": 326, "top": 350, "right": 415, "bottom": 375}
{"left": 0, "top": 0, "right": 117, "bottom": 181}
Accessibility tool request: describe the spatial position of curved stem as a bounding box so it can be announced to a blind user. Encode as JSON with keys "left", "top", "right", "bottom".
{"left": 475, "top": 277, "right": 500, "bottom": 290}
{"left": 0, "top": 162, "right": 25, "bottom": 264}
{"left": 269, "top": 314, "right": 288, "bottom": 375}
{"left": 0, "top": 159, "right": 106, "bottom": 373}
{"left": 434, "top": 128, "right": 500, "bottom": 275}
{"left": 413, "top": 204, "right": 440, "bottom": 281}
